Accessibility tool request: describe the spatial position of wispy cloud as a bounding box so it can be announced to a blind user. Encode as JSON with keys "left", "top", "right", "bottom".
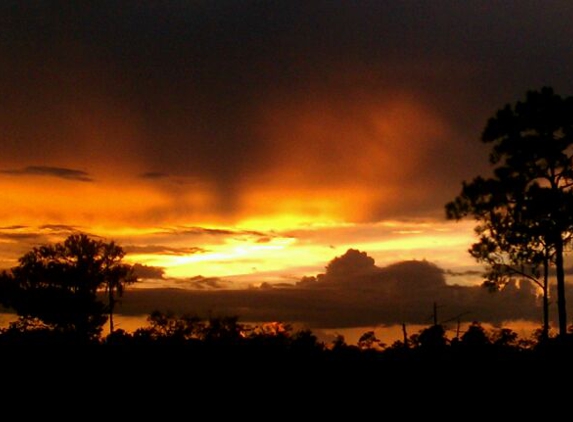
{"left": 137, "top": 172, "right": 201, "bottom": 187}
{"left": 180, "top": 275, "right": 233, "bottom": 290}
{"left": 1, "top": 166, "right": 93, "bottom": 182}
{"left": 139, "top": 172, "right": 169, "bottom": 180}
{"left": 444, "top": 269, "right": 484, "bottom": 277}
{"left": 39, "top": 224, "right": 81, "bottom": 233}
{"left": 132, "top": 269, "right": 234, "bottom": 290}
{"left": 125, "top": 245, "right": 207, "bottom": 256}
{"left": 0, "top": 231, "right": 42, "bottom": 240}
{"left": 0, "top": 225, "right": 88, "bottom": 247}
{"left": 0, "top": 225, "right": 28, "bottom": 230}
{"left": 159, "top": 226, "right": 269, "bottom": 239}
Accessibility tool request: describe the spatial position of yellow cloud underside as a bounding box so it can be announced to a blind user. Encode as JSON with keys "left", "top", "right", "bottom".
{"left": 127, "top": 219, "right": 477, "bottom": 284}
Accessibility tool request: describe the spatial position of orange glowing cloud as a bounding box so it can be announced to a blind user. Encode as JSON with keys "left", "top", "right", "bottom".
{"left": 0, "top": 176, "right": 166, "bottom": 228}
{"left": 0, "top": 88, "right": 458, "bottom": 235}
{"left": 249, "top": 91, "right": 452, "bottom": 222}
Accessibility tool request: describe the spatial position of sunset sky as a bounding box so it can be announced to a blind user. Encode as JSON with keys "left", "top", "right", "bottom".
{"left": 2, "top": 2, "right": 573, "bottom": 334}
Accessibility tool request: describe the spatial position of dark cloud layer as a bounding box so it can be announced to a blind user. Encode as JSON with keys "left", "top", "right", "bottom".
{"left": 2, "top": 2, "right": 573, "bottom": 219}
{"left": 0, "top": 224, "right": 81, "bottom": 250}
{"left": 119, "top": 250, "right": 550, "bottom": 328}
{"left": 183, "top": 276, "right": 233, "bottom": 290}
{"left": 132, "top": 263, "right": 165, "bottom": 280}
{"left": 0, "top": 166, "right": 93, "bottom": 182}
{"left": 139, "top": 172, "right": 169, "bottom": 180}
{"left": 155, "top": 226, "right": 270, "bottom": 240}
{"left": 0, "top": 225, "right": 85, "bottom": 270}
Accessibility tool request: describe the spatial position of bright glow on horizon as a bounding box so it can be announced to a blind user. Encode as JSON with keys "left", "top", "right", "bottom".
{"left": 0, "top": 193, "right": 482, "bottom": 287}
{"left": 115, "top": 218, "right": 481, "bottom": 286}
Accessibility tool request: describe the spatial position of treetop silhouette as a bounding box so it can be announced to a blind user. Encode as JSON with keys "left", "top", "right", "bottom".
{"left": 0, "top": 233, "right": 136, "bottom": 340}
{"left": 447, "top": 86, "right": 573, "bottom": 337}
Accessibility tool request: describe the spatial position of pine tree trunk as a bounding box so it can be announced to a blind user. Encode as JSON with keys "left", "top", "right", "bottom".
{"left": 555, "top": 235, "right": 567, "bottom": 337}
{"left": 542, "top": 256, "right": 549, "bottom": 341}
{"left": 108, "top": 287, "right": 115, "bottom": 334}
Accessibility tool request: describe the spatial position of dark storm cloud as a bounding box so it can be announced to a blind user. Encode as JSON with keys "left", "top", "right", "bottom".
{"left": 2, "top": 2, "right": 573, "bottom": 218}
{"left": 0, "top": 166, "right": 93, "bottom": 182}
{"left": 120, "top": 250, "right": 548, "bottom": 328}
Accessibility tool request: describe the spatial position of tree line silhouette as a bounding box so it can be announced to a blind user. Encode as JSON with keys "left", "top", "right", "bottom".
{"left": 2, "top": 87, "right": 573, "bottom": 366}
{"left": 1, "top": 233, "right": 569, "bottom": 366}
{"left": 1, "top": 304, "right": 572, "bottom": 367}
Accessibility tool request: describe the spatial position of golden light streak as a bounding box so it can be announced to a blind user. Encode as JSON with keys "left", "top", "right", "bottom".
{"left": 136, "top": 237, "right": 298, "bottom": 279}
{"left": 119, "top": 218, "right": 479, "bottom": 287}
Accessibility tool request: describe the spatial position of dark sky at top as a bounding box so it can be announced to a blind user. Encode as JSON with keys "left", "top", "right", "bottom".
{"left": 1, "top": 1, "right": 573, "bottom": 220}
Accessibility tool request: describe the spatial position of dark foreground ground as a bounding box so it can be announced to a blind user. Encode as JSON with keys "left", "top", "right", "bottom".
{"left": 3, "top": 340, "right": 571, "bottom": 418}
{"left": 3, "top": 321, "right": 573, "bottom": 414}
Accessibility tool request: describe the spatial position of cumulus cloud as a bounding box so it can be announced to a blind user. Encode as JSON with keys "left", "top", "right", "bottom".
{"left": 324, "top": 249, "right": 377, "bottom": 278}
{"left": 0, "top": 166, "right": 93, "bottom": 182}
